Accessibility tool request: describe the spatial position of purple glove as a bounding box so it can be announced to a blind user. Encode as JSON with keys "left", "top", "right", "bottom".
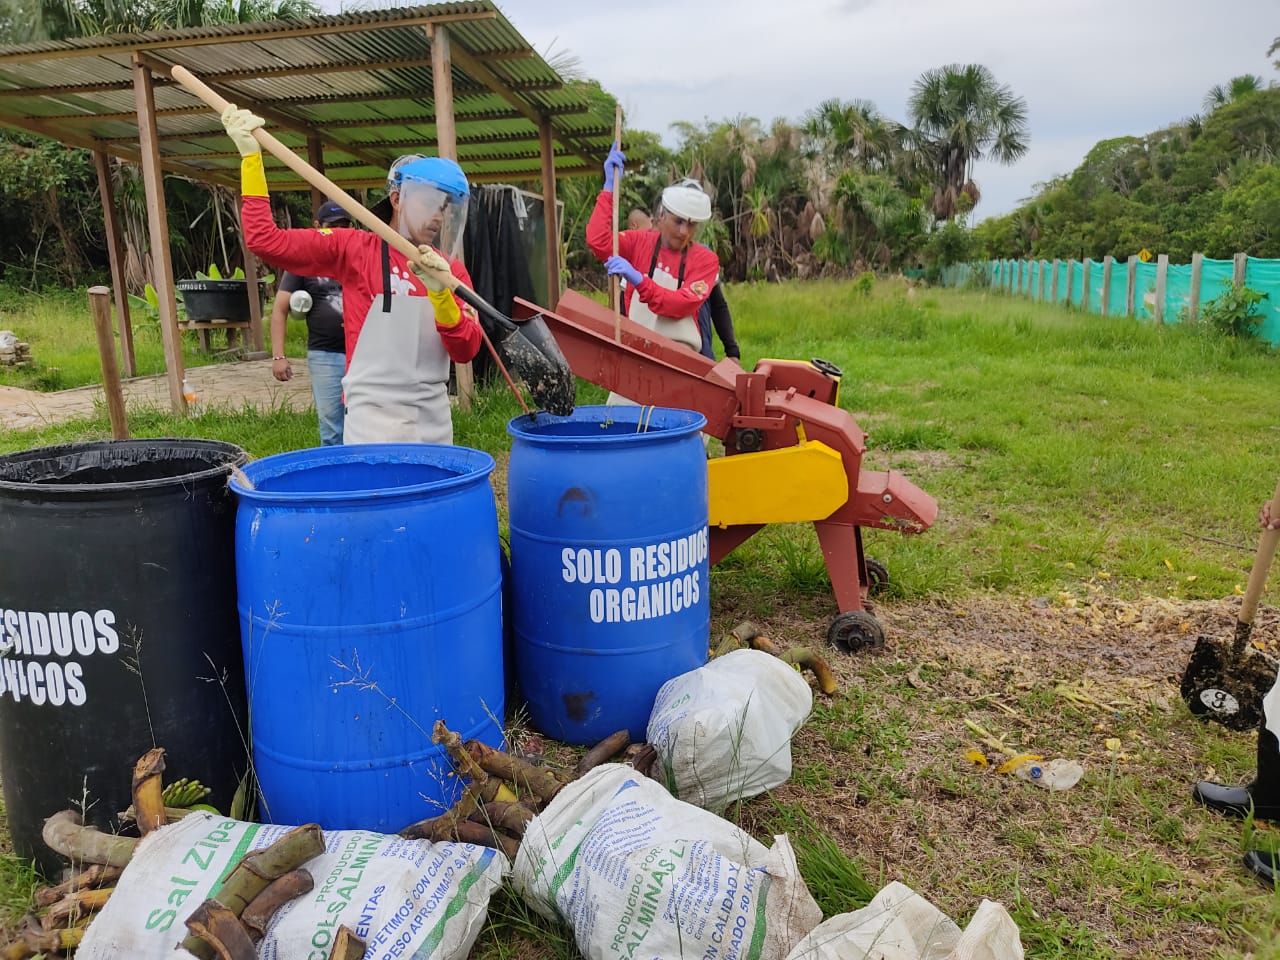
{"left": 605, "top": 256, "right": 642, "bottom": 287}
{"left": 602, "top": 142, "right": 625, "bottom": 192}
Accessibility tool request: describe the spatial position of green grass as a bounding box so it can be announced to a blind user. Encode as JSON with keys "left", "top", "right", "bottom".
{"left": 0, "top": 284, "right": 306, "bottom": 390}
{"left": 2, "top": 277, "right": 1279, "bottom": 958}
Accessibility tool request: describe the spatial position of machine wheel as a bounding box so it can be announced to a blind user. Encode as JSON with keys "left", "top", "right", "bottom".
{"left": 810, "top": 357, "right": 844, "bottom": 379}
{"left": 864, "top": 557, "right": 890, "bottom": 596}
{"left": 827, "top": 610, "right": 886, "bottom": 655}
{"left": 736, "top": 428, "right": 763, "bottom": 453}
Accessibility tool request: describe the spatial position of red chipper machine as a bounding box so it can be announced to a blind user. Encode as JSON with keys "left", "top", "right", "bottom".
{"left": 513, "top": 289, "right": 938, "bottom": 651}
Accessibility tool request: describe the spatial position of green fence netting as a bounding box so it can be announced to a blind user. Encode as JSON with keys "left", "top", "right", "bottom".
{"left": 967, "top": 256, "right": 1280, "bottom": 345}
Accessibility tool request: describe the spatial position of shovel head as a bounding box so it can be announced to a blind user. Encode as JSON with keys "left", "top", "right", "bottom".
{"left": 460, "top": 290, "right": 575, "bottom": 416}
{"left": 1180, "top": 632, "right": 1272, "bottom": 732}
{"left": 493, "top": 314, "right": 575, "bottom": 417}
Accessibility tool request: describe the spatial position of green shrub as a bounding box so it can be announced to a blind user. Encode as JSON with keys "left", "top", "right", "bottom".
{"left": 1199, "top": 279, "right": 1269, "bottom": 338}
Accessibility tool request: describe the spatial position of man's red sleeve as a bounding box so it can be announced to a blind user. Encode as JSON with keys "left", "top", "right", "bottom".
{"left": 241, "top": 196, "right": 354, "bottom": 280}
{"left": 633, "top": 244, "right": 721, "bottom": 320}
{"left": 437, "top": 258, "right": 482, "bottom": 363}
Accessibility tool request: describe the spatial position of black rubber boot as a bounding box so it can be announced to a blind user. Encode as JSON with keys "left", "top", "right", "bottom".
{"left": 1192, "top": 729, "right": 1280, "bottom": 821}
{"left": 1242, "top": 850, "right": 1278, "bottom": 888}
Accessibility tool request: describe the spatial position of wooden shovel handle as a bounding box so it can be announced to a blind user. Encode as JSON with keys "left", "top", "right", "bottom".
{"left": 168, "top": 65, "right": 456, "bottom": 291}
{"left": 1239, "top": 475, "right": 1280, "bottom": 627}
{"left": 611, "top": 103, "right": 622, "bottom": 343}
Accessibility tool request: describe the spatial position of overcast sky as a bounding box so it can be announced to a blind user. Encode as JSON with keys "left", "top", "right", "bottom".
{"left": 334, "top": 0, "right": 1277, "bottom": 220}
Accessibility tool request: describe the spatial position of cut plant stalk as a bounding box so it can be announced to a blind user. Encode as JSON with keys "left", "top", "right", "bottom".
{"left": 464, "top": 739, "right": 564, "bottom": 806}
{"left": 131, "top": 747, "right": 168, "bottom": 835}
{"left": 240, "top": 869, "right": 314, "bottom": 942}
{"left": 41, "top": 810, "right": 137, "bottom": 868}
{"left": 180, "top": 823, "right": 324, "bottom": 960}
{"left": 184, "top": 899, "right": 256, "bottom": 960}
{"left": 574, "top": 729, "right": 631, "bottom": 778}
{"left": 328, "top": 926, "right": 366, "bottom": 960}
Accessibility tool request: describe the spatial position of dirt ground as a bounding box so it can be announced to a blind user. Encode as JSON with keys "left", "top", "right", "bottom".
{"left": 0, "top": 357, "right": 315, "bottom": 432}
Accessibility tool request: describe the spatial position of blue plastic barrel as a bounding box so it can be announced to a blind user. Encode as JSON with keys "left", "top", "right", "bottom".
{"left": 508, "top": 406, "right": 710, "bottom": 744}
{"left": 230, "top": 444, "right": 504, "bottom": 832}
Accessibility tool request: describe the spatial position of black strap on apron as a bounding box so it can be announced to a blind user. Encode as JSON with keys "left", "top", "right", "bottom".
{"left": 380, "top": 241, "right": 392, "bottom": 314}
{"left": 646, "top": 238, "right": 688, "bottom": 288}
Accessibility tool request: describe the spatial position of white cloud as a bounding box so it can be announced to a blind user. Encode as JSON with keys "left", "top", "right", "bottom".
{"left": 327, "top": 0, "right": 1278, "bottom": 216}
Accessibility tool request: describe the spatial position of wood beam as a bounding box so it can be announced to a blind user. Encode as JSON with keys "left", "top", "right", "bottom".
{"left": 93, "top": 149, "right": 136, "bottom": 377}
{"left": 540, "top": 115, "right": 560, "bottom": 310}
{"left": 0, "top": 49, "right": 540, "bottom": 98}
{"left": 0, "top": 9, "right": 498, "bottom": 64}
{"left": 137, "top": 52, "right": 392, "bottom": 177}
{"left": 131, "top": 52, "right": 186, "bottom": 413}
{"left": 266, "top": 165, "right": 598, "bottom": 192}
{"left": 427, "top": 23, "right": 471, "bottom": 411}
{"left": 308, "top": 135, "right": 325, "bottom": 215}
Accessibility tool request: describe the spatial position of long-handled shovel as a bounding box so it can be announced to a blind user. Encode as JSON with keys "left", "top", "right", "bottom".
{"left": 168, "top": 65, "right": 575, "bottom": 416}
{"left": 1181, "top": 477, "right": 1280, "bottom": 731}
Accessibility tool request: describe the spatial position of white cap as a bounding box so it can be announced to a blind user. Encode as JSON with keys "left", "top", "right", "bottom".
{"left": 289, "top": 290, "right": 313, "bottom": 314}
{"left": 661, "top": 179, "right": 712, "bottom": 222}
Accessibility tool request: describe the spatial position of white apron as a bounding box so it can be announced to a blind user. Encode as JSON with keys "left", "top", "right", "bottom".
{"left": 608, "top": 242, "right": 700, "bottom": 406}
{"left": 341, "top": 245, "right": 452, "bottom": 444}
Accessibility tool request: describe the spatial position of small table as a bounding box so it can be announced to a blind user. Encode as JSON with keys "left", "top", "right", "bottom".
{"left": 178, "top": 319, "right": 251, "bottom": 353}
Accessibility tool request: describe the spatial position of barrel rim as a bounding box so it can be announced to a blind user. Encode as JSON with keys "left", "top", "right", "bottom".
{"left": 0, "top": 438, "right": 247, "bottom": 496}
{"left": 231, "top": 442, "right": 495, "bottom": 503}
{"left": 507, "top": 405, "right": 707, "bottom": 445}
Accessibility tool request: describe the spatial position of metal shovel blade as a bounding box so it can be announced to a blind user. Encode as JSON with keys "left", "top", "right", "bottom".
{"left": 1180, "top": 630, "right": 1274, "bottom": 732}
{"left": 493, "top": 314, "right": 576, "bottom": 416}
{"left": 457, "top": 289, "right": 575, "bottom": 416}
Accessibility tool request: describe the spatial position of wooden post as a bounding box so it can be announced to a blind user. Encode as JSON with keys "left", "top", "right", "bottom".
{"left": 307, "top": 135, "right": 325, "bottom": 217}
{"left": 241, "top": 239, "right": 265, "bottom": 353}
{"left": 1038, "top": 260, "right": 1047, "bottom": 301}
{"left": 92, "top": 150, "right": 136, "bottom": 378}
{"left": 1051, "top": 259, "right": 1059, "bottom": 302}
{"left": 1066, "top": 260, "right": 1075, "bottom": 305}
{"left": 88, "top": 287, "right": 130, "bottom": 439}
{"left": 1126, "top": 255, "right": 1137, "bottom": 316}
{"left": 1189, "top": 252, "right": 1203, "bottom": 322}
{"left": 1018, "top": 259, "right": 1025, "bottom": 295}
{"left": 131, "top": 53, "right": 186, "bottom": 413}
{"left": 1081, "top": 258, "right": 1092, "bottom": 312}
{"left": 1101, "top": 256, "right": 1113, "bottom": 315}
{"left": 1154, "top": 253, "right": 1169, "bottom": 324}
{"left": 538, "top": 116, "right": 561, "bottom": 309}
{"left": 428, "top": 22, "right": 471, "bottom": 410}
{"left": 1233, "top": 251, "right": 1248, "bottom": 286}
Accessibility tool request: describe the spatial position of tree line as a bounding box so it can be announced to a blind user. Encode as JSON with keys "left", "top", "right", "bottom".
{"left": 0, "top": 1, "right": 1036, "bottom": 291}
{"left": 973, "top": 39, "right": 1280, "bottom": 264}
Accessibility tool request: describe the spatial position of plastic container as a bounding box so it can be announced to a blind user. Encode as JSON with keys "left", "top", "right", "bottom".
{"left": 0, "top": 439, "right": 249, "bottom": 877}
{"left": 507, "top": 405, "right": 711, "bottom": 744}
{"left": 230, "top": 444, "right": 505, "bottom": 832}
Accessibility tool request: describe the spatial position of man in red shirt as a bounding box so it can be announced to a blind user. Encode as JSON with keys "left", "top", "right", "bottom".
{"left": 222, "top": 106, "right": 482, "bottom": 445}
{"left": 586, "top": 145, "right": 720, "bottom": 355}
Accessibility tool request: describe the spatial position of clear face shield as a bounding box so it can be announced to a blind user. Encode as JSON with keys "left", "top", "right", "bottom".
{"left": 394, "top": 176, "right": 469, "bottom": 260}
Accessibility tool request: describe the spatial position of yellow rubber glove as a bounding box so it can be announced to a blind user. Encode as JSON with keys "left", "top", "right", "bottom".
{"left": 410, "top": 245, "right": 451, "bottom": 292}
{"left": 221, "top": 105, "right": 264, "bottom": 157}
{"left": 221, "top": 105, "right": 268, "bottom": 198}
{"left": 412, "top": 246, "right": 463, "bottom": 327}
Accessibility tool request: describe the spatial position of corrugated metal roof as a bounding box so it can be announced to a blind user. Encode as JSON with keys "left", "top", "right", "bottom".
{"left": 0, "top": 1, "right": 615, "bottom": 190}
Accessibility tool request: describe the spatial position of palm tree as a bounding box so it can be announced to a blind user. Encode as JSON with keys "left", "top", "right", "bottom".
{"left": 907, "top": 63, "right": 1029, "bottom": 220}
{"left": 803, "top": 98, "right": 900, "bottom": 173}
{"left": 1203, "top": 74, "right": 1265, "bottom": 113}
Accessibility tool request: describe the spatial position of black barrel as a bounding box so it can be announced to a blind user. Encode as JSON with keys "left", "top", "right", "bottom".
{"left": 0, "top": 439, "right": 249, "bottom": 877}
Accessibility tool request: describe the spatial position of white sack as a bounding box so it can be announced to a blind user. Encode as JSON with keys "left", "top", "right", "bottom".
{"left": 513, "top": 763, "right": 821, "bottom": 960}
{"left": 77, "top": 812, "right": 508, "bottom": 960}
{"left": 647, "top": 649, "right": 813, "bottom": 812}
{"left": 784, "top": 880, "right": 1024, "bottom": 960}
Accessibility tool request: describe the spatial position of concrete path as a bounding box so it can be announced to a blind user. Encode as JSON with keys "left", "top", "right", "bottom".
{"left": 0, "top": 358, "right": 316, "bottom": 432}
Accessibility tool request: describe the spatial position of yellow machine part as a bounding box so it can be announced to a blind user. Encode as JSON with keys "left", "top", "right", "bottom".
{"left": 708, "top": 441, "right": 848, "bottom": 527}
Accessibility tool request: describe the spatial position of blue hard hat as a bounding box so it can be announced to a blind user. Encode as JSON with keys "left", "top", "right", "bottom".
{"left": 394, "top": 157, "right": 469, "bottom": 199}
